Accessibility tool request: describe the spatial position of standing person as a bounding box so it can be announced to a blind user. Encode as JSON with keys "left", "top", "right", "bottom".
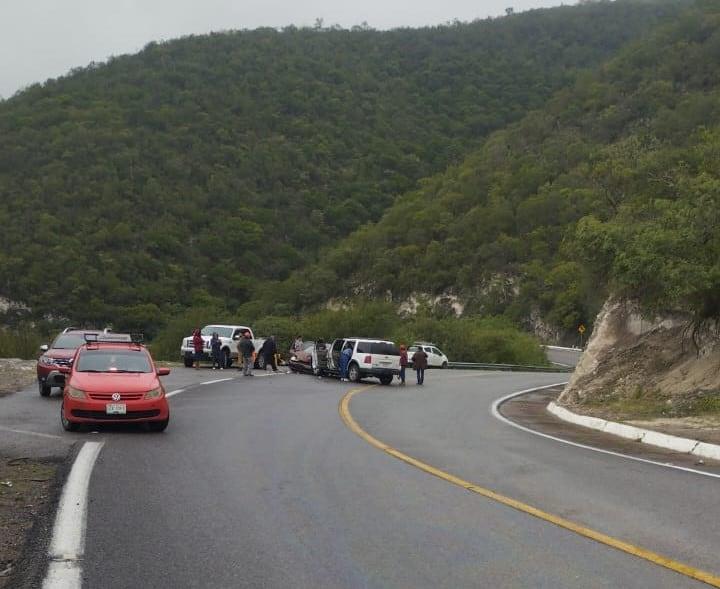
{"left": 210, "top": 332, "right": 223, "bottom": 370}
{"left": 411, "top": 347, "right": 428, "bottom": 385}
{"left": 261, "top": 335, "right": 279, "bottom": 372}
{"left": 293, "top": 335, "right": 304, "bottom": 352}
{"left": 192, "top": 328, "right": 204, "bottom": 370}
{"left": 238, "top": 331, "right": 255, "bottom": 377}
{"left": 398, "top": 345, "right": 408, "bottom": 385}
{"left": 339, "top": 343, "right": 353, "bottom": 382}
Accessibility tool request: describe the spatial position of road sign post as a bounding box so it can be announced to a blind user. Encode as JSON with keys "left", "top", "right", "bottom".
{"left": 578, "top": 324, "right": 586, "bottom": 348}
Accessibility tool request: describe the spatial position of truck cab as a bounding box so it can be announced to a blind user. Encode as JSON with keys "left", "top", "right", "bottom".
{"left": 180, "top": 325, "right": 259, "bottom": 368}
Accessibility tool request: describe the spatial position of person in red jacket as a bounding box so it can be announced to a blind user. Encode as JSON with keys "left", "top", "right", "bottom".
{"left": 192, "top": 328, "right": 204, "bottom": 370}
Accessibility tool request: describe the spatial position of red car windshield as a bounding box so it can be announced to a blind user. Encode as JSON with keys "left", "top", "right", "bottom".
{"left": 51, "top": 334, "right": 88, "bottom": 349}
{"left": 76, "top": 349, "right": 152, "bottom": 373}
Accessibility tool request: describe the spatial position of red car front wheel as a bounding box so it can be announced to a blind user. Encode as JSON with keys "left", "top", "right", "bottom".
{"left": 60, "top": 401, "right": 80, "bottom": 432}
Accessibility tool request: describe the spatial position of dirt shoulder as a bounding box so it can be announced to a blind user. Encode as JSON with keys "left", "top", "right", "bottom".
{"left": 0, "top": 456, "right": 61, "bottom": 587}
{"left": 0, "top": 360, "right": 36, "bottom": 398}
{"left": 0, "top": 358, "right": 67, "bottom": 588}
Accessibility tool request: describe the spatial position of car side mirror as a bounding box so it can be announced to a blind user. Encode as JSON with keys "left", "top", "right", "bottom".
{"left": 232, "top": 335, "right": 240, "bottom": 340}
{"left": 58, "top": 366, "right": 71, "bottom": 374}
{"left": 40, "top": 344, "right": 49, "bottom": 352}
{"left": 157, "top": 367, "right": 171, "bottom": 376}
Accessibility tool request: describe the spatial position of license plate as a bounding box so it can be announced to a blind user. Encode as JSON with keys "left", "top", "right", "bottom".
{"left": 106, "top": 403, "right": 126, "bottom": 415}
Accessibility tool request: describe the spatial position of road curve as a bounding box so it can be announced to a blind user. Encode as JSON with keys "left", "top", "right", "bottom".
{"left": 73, "top": 368, "right": 716, "bottom": 588}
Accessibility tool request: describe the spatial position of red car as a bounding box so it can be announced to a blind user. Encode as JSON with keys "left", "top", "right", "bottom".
{"left": 37, "top": 329, "right": 104, "bottom": 396}
{"left": 60, "top": 335, "right": 171, "bottom": 432}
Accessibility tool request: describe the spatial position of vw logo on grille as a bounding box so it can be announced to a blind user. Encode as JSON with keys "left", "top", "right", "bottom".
{"left": 111, "top": 393, "right": 121, "bottom": 401}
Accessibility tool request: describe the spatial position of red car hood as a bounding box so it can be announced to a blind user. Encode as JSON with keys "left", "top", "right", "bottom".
{"left": 70, "top": 372, "right": 160, "bottom": 393}
{"left": 46, "top": 348, "right": 77, "bottom": 360}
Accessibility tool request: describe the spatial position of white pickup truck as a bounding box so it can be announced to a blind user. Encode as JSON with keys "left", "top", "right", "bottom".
{"left": 180, "top": 324, "right": 265, "bottom": 369}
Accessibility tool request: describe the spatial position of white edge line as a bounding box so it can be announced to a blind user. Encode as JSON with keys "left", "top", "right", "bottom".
{"left": 43, "top": 440, "right": 104, "bottom": 589}
{"left": 166, "top": 388, "right": 185, "bottom": 398}
{"left": 490, "top": 383, "right": 720, "bottom": 481}
{"left": 199, "top": 378, "right": 233, "bottom": 386}
{"left": 0, "top": 425, "right": 63, "bottom": 440}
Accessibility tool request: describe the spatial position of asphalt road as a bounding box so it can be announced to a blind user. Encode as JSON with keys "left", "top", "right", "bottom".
{"left": 76, "top": 368, "right": 714, "bottom": 588}
{"left": 2, "top": 352, "right": 717, "bottom": 588}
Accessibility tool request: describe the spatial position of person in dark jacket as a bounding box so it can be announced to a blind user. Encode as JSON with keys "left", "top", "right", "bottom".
{"left": 260, "top": 335, "right": 279, "bottom": 372}
{"left": 237, "top": 331, "right": 255, "bottom": 376}
{"left": 411, "top": 348, "right": 428, "bottom": 385}
{"left": 398, "top": 345, "right": 408, "bottom": 385}
{"left": 192, "top": 328, "right": 204, "bottom": 370}
{"left": 210, "top": 332, "right": 223, "bottom": 370}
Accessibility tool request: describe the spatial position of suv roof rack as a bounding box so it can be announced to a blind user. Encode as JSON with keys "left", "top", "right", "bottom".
{"left": 84, "top": 332, "right": 144, "bottom": 350}
{"left": 84, "top": 332, "right": 134, "bottom": 343}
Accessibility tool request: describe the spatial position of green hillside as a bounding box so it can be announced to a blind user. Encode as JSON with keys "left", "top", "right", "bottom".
{"left": 260, "top": 2, "right": 720, "bottom": 337}
{"left": 0, "top": 0, "right": 687, "bottom": 332}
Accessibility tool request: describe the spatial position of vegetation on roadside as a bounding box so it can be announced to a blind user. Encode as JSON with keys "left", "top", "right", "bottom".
{"left": 3, "top": 0, "right": 719, "bottom": 356}
{"left": 150, "top": 301, "right": 546, "bottom": 365}
{"left": 263, "top": 3, "right": 720, "bottom": 339}
{"left": 0, "top": 327, "right": 43, "bottom": 360}
{"left": 0, "top": 0, "right": 689, "bottom": 336}
{"left": 580, "top": 387, "right": 720, "bottom": 420}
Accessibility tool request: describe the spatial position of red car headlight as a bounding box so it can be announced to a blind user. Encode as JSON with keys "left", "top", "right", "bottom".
{"left": 66, "top": 386, "right": 86, "bottom": 399}
{"left": 144, "top": 388, "right": 162, "bottom": 399}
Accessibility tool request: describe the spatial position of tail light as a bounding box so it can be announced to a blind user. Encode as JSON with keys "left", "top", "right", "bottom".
{"left": 364, "top": 355, "right": 372, "bottom": 364}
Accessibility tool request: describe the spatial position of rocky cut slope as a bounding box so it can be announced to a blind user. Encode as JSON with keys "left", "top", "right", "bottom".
{"left": 558, "top": 298, "right": 720, "bottom": 429}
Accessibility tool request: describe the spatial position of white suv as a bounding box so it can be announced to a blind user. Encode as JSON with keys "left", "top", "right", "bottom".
{"left": 326, "top": 338, "right": 400, "bottom": 385}
{"left": 408, "top": 342, "right": 449, "bottom": 369}
{"left": 180, "top": 325, "right": 264, "bottom": 368}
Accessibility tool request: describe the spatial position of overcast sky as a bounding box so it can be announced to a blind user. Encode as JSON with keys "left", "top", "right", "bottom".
{"left": 1, "top": 0, "right": 571, "bottom": 99}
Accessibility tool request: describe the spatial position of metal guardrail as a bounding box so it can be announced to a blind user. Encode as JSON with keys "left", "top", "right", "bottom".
{"left": 447, "top": 362, "right": 573, "bottom": 373}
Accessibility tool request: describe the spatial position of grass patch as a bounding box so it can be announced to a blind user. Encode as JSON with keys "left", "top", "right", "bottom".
{"left": 604, "top": 397, "right": 670, "bottom": 419}
{"left": 0, "top": 327, "right": 42, "bottom": 360}
{"left": 579, "top": 388, "right": 720, "bottom": 420}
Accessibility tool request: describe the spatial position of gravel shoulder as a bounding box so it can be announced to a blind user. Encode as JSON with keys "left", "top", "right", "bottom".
{"left": 0, "top": 457, "right": 60, "bottom": 588}
{"left": 0, "top": 359, "right": 36, "bottom": 398}
{"left": 0, "top": 358, "right": 61, "bottom": 588}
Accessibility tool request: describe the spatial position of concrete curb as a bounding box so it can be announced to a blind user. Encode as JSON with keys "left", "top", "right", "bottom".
{"left": 546, "top": 401, "right": 720, "bottom": 461}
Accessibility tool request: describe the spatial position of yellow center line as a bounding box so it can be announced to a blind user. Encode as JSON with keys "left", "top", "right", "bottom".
{"left": 339, "top": 385, "right": 720, "bottom": 588}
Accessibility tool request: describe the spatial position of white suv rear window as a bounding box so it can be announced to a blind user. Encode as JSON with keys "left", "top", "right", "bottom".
{"left": 370, "top": 342, "right": 400, "bottom": 355}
